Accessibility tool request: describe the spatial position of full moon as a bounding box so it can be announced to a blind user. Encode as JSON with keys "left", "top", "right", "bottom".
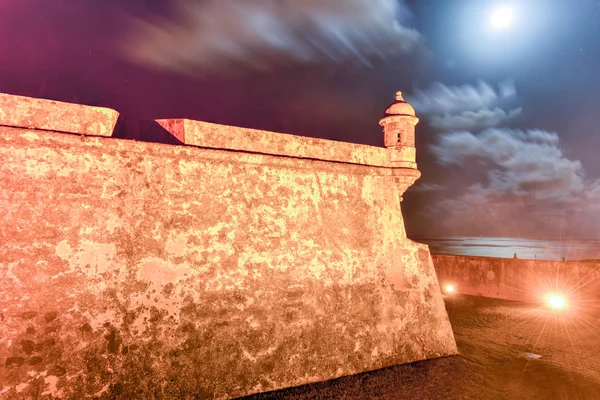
{"left": 491, "top": 6, "right": 514, "bottom": 29}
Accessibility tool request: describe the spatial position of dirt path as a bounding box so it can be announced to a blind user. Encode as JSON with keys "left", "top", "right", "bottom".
{"left": 245, "top": 295, "right": 600, "bottom": 400}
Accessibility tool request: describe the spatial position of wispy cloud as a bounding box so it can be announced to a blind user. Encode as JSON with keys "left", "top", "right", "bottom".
{"left": 429, "top": 107, "right": 522, "bottom": 131}
{"left": 408, "top": 80, "right": 517, "bottom": 116}
{"left": 410, "top": 183, "right": 445, "bottom": 193}
{"left": 121, "top": 0, "right": 422, "bottom": 74}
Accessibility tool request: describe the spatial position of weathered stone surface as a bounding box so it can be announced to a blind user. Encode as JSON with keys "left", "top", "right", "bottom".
{"left": 433, "top": 255, "right": 600, "bottom": 303}
{"left": 0, "top": 93, "right": 118, "bottom": 136}
{"left": 0, "top": 123, "right": 456, "bottom": 399}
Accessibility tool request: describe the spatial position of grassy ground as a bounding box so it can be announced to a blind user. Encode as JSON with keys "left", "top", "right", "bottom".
{"left": 244, "top": 295, "right": 600, "bottom": 400}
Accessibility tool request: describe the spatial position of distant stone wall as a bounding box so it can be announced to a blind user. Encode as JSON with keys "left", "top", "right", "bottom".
{"left": 433, "top": 254, "right": 600, "bottom": 303}
{"left": 0, "top": 94, "right": 456, "bottom": 399}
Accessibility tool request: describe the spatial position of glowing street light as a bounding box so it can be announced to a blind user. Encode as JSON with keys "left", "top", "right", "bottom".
{"left": 444, "top": 284, "right": 456, "bottom": 294}
{"left": 546, "top": 294, "right": 567, "bottom": 310}
{"left": 491, "top": 6, "right": 514, "bottom": 29}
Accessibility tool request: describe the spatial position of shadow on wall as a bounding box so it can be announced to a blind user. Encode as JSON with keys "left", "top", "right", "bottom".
{"left": 112, "top": 115, "right": 184, "bottom": 145}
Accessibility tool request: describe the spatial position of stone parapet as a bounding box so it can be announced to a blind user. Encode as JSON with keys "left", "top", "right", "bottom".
{"left": 0, "top": 93, "right": 119, "bottom": 137}
{"left": 155, "top": 118, "right": 394, "bottom": 168}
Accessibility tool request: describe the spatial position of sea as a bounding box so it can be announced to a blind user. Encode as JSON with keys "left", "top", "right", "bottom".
{"left": 414, "top": 237, "right": 600, "bottom": 261}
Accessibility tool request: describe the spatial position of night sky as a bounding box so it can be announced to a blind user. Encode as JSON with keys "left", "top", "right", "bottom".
{"left": 1, "top": 0, "right": 599, "bottom": 240}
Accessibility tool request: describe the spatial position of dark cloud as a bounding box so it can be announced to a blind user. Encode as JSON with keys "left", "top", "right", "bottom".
{"left": 121, "top": 0, "right": 422, "bottom": 74}
{"left": 430, "top": 128, "right": 584, "bottom": 199}
{"left": 423, "top": 181, "right": 600, "bottom": 239}
{"left": 417, "top": 127, "right": 600, "bottom": 238}
{"left": 406, "top": 76, "right": 600, "bottom": 240}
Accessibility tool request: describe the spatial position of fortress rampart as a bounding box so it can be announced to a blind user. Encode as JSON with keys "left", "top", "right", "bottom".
{"left": 433, "top": 254, "right": 600, "bottom": 304}
{"left": 0, "top": 93, "right": 456, "bottom": 399}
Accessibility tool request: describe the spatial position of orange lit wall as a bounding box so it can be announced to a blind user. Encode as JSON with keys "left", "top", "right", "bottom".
{"left": 0, "top": 94, "right": 456, "bottom": 399}
{"left": 433, "top": 255, "right": 600, "bottom": 304}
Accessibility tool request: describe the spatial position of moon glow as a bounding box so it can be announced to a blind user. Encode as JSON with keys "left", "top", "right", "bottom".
{"left": 491, "top": 6, "right": 514, "bottom": 29}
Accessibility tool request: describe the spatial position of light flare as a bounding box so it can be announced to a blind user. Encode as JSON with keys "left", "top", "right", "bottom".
{"left": 546, "top": 294, "right": 567, "bottom": 309}
{"left": 444, "top": 284, "right": 456, "bottom": 294}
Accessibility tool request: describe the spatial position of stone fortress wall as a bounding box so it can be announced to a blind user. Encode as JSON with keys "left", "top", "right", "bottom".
{"left": 433, "top": 254, "right": 600, "bottom": 304}
{"left": 0, "top": 93, "right": 456, "bottom": 399}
